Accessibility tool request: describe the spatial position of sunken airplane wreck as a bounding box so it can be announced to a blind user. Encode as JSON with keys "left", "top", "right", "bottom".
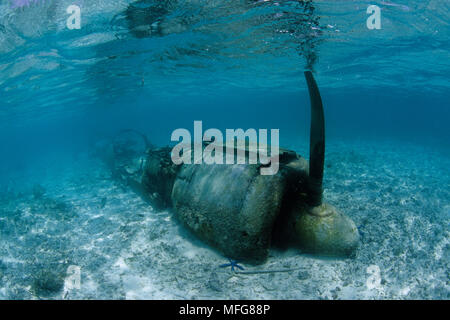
{"left": 106, "top": 72, "right": 360, "bottom": 264}
{"left": 104, "top": 0, "right": 359, "bottom": 263}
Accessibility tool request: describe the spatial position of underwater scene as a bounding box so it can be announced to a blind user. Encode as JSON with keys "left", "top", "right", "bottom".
{"left": 0, "top": 0, "right": 449, "bottom": 300}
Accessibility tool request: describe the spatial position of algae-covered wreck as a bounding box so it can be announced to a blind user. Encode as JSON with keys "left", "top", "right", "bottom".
{"left": 107, "top": 72, "right": 359, "bottom": 264}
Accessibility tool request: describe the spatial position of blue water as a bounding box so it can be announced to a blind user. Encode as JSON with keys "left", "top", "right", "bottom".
{"left": 0, "top": 0, "right": 449, "bottom": 299}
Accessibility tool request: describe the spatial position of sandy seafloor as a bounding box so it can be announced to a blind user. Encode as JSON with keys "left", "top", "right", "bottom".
{"left": 0, "top": 138, "right": 448, "bottom": 300}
